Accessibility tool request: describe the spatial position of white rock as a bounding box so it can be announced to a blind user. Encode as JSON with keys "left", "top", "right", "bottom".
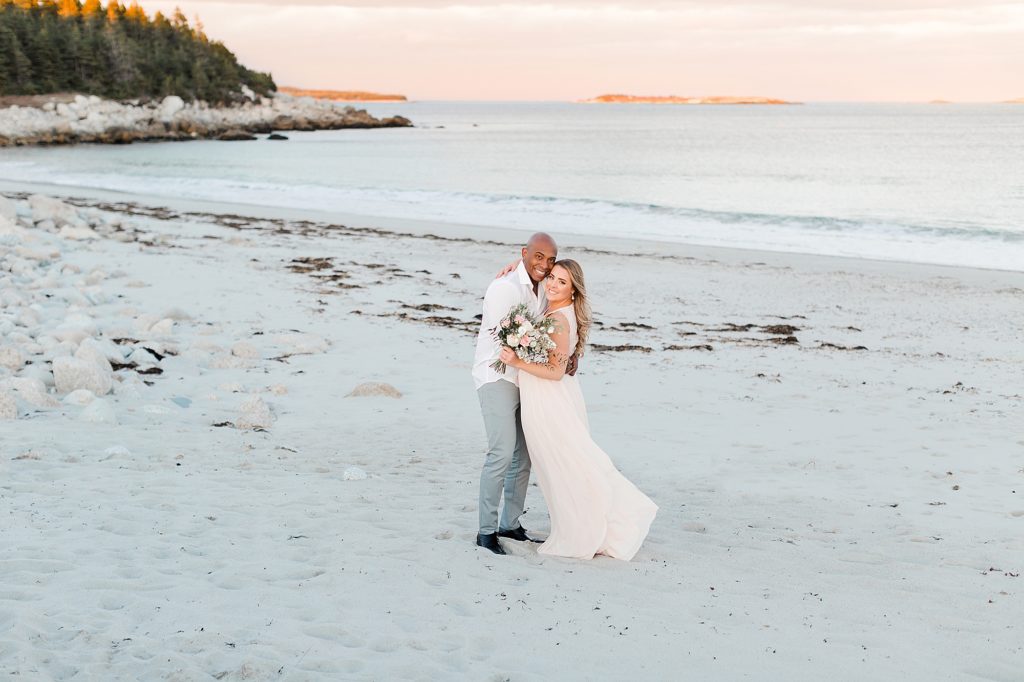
{"left": 267, "top": 384, "right": 288, "bottom": 395}
{"left": 230, "top": 341, "right": 260, "bottom": 359}
{"left": 235, "top": 395, "right": 274, "bottom": 430}
{"left": 18, "top": 364, "right": 54, "bottom": 388}
{"left": 347, "top": 382, "right": 402, "bottom": 398}
{"left": 63, "top": 389, "right": 96, "bottom": 406}
{"left": 148, "top": 318, "right": 175, "bottom": 336}
{"left": 0, "top": 195, "right": 17, "bottom": 222}
{"left": 28, "top": 194, "right": 79, "bottom": 225}
{"left": 113, "top": 376, "right": 143, "bottom": 400}
{"left": 157, "top": 95, "right": 185, "bottom": 122}
{"left": 128, "top": 347, "right": 159, "bottom": 366}
{"left": 10, "top": 377, "right": 59, "bottom": 409}
{"left": 53, "top": 356, "right": 112, "bottom": 396}
{"left": 0, "top": 345, "right": 24, "bottom": 371}
{"left": 273, "top": 332, "right": 329, "bottom": 356}
{"left": 80, "top": 398, "right": 117, "bottom": 424}
{"left": 101, "top": 445, "right": 131, "bottom": 461}
{"left": 208, "top": 353, "right": 254, "bottom": 369}
{"left": 59, "top": 225, "right": 101, "bottom": 241}
{"left": 161, "top": 306, "right": 192, "bottom": 321}
{"left": 343, "top": 466, "right": 367, "bottom": 481}
{"left": 75, "top": 338, "right": 115, "bottom": 373}
{"left": 0, "top": 391, "right": 16, "bottom": 419}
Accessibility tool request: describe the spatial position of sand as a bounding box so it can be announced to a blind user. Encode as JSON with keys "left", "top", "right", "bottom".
{"left": 1, "top": 182, "right": 1022, "bottom": 680}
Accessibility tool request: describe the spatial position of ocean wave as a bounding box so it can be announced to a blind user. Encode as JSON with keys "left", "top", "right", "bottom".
{"left": 3, "top": 162, "right": 1022, "bottom": 271}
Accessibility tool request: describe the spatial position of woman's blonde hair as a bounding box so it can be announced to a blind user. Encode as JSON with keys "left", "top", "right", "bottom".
{"left": 554, "top": 259, "right": 591, "bottom": 358}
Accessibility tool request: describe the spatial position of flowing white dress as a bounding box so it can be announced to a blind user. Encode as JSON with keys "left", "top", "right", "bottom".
{"left": 519, "top": 305, "right": 658, "bottom": 560}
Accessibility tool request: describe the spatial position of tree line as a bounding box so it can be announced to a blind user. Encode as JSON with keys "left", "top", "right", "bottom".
{"left": 0, "top": 0, "right": 276, "bottom": 103}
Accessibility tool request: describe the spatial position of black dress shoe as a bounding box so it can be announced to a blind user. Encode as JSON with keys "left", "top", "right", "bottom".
{"left": 497, "top": 527, "right": 542, "bottom": 543}
{"left": 476, "top": 533, "right": 507, "bottom": 555}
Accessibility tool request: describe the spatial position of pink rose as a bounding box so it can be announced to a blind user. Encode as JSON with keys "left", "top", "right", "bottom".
{"left": 514, "top": 315, "right": 526, "bottom": 325}
{"left": 518, "top": 335, "right": 530, "bottom": 347}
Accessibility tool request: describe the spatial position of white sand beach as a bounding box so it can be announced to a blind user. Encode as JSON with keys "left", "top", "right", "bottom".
{"left": 1, "top": 182, "right": 1022, "bottom": 680}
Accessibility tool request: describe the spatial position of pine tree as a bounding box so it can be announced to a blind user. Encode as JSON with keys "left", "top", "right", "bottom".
{"left": 0, "top": 1, "right": 276, "bottom": 101}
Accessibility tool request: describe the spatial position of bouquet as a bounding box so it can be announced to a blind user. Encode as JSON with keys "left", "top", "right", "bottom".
{"left": 490, "top": 303, "right": 558, "bottom": 373}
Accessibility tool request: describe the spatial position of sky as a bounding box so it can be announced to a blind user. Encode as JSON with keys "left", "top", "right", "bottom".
{"left": 142, "top": 1, "right": 1024, "bottom": 101}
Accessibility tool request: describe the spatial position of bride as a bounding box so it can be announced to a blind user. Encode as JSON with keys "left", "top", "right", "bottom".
{"left": 499, "top": 259, "right": 657, "bottom": 560}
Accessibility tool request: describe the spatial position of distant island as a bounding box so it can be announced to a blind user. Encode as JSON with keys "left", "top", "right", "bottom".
{"left": 1005, "top": 98, "right": 1024, "bottom": 104}
{"left": 279, "top": 88, "right": 408, "bottom": 102}
{"left": 928, "top": 100, "right": 953, "bottom": 104}
{"left": 580, "top": 94, "right": 796, "bottom": 105}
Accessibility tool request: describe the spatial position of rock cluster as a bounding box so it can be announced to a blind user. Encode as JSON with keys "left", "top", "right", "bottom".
{"left": 0, "top": 92, "right": 412, "bottom": 147}
{"left": 0, "top": 194, "right": 161, "bottom": 420}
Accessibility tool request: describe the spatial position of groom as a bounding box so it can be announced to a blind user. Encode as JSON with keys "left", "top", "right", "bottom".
{"left": 472, "top": 232, "right": 577, "bottom": 555}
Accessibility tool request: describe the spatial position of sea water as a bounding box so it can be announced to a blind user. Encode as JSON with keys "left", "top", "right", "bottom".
{"left": 1, "top": 101, "right": 1021, "bottom": 271}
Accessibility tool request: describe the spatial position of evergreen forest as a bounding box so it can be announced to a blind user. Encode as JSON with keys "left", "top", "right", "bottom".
{"left": 0, "top": 0, "right": 276, "bottom": 102}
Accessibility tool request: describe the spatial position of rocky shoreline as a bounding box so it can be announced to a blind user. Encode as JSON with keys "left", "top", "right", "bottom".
{"left": 0, "top": 91, "right": 412, "bottom": 146}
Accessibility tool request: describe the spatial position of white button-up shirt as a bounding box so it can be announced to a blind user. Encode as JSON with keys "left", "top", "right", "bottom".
{"left": 472, "top": 261, "right": 547, "bottom": 390}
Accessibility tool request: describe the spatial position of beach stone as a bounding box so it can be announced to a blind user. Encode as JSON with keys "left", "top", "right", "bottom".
{"left": 18, "top": 364, "right": 54, "bottom": 388}
{"left": 274, "top": 332, "right": 328, "bottom": 355}
{"left": 80, "top": 398, "right": 117, "bottom": 424}
{"left": 28, "top": 194, "right": 79, "bottom": 226}
{"left": 236, "top": 395, "right": 274, "bottom": 430}
{"left": 53, "top": 356, "right": 113, "bottom": 396}
{"left": 63, "top": 389, "right": 96, "bottom": 406}
{"left": 58, "top": 225, "right": 101, "bottom": 241}
{"left": 0, "top": 195, "right": 17, "bottom": 223}
{"left": 347, "top": 382, "right": 402, "bottom": 398}
{"left": 267, "top": 384, "right": 288, "bottom": 395}
{"left": 148, "top": 318, "right": 175, "bottom": 336}
{"left": 209, "top": 353, "right": 253, "bottom": 369}
{"left": 0, "top": 345, "right": 25, "bottom": 370}
{"left": 231, "top": 341, "right": 260, "bottom": 359}
{"left": 10, "top": 377, "right": 59, "bottom": 408}
{"left": 161, "top": 306, "right": 192, "bottom": 321}
{"left": 0, "top": 391, "right": 16, "bottom": 419}
{"left": 128, "top": 347, "right": 160, "bottom": 366}
{"left": 343, "top": 466, "right": 367, "bottom": 481}
{"left": 75, "top": 338, "right": 115, "bottom": 373}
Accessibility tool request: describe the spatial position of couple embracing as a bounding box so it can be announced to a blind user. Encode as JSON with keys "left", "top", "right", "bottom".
{"left": 472, "top": 232, "right": 657, "bottom": 560}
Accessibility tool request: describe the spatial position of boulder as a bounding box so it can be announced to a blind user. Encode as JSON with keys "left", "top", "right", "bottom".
{"left": 274, "top": 332, "right": 328, "bottom": 356}
{"left": 0, "top": 195, "right": 17, "bottom": 223}
{"left": 63, "top": 389, "right": 96, "bottom": 406}
{"left": 9, "top": 377, "right": 59, "bottom": 409}
{"left": 230, "top": 341, "right": 260, "bottom": 359}
{"left": 343, "top": 466, "right": 367, "bottom": 481}
{"left": 157, "top": 96, "right": 185, "bottom": 123}
{"left": 347, "top": 382, "right": 402, "bottom": 398}
{"left": 0, "top": 391, "right": 16, "bottom": 420}
{"left": 53, "top": 356, "right": 113, "bottom": 395}
{"left": 80, "top": 398, "right": 117, "bottom": 424}
{"left": 217, "top": 129, "right": 257, "bottom": 141}
{"left": 0, "top": 345, "right": 25, "bottom": 371}
{"left": 28, "top": 194, "right": 79, "bottom": 226}
{"left": 75, "top": 338, "right": 115, "bottom": 373}
{"left": 235, "top": 395, "right": 274, "bottom": 429}
{"left": 59, "top": 225, "right": 101, "bottom": 241}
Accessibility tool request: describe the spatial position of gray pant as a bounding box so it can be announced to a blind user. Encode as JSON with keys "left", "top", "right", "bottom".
{"left": 477, "top": 380, "right": 531, "bottom": 534}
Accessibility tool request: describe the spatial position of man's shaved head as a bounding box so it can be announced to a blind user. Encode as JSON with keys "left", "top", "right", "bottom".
{"left": 521, "top": 232, "right": 558, "bottom": 285}
{"left": 526, "top": 232, "right": 557, "bottom": 253}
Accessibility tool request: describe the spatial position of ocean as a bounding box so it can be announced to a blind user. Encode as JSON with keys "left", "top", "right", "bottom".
{"left": 1, "top": 101, "right": 1022, "bottom": 271}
